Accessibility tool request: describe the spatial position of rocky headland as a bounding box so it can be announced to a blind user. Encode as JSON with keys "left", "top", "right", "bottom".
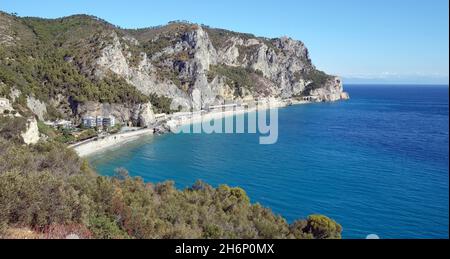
{"left": 0, "top": 12, "right": 349, "bottom": 127}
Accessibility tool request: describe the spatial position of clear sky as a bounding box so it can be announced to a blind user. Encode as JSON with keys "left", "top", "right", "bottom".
{"left": 1, "top": 0, "right": 448, "bottom": 84}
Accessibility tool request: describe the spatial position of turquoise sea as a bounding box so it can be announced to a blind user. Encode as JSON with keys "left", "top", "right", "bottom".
{"left": 89, "top": 85, "right": 449, "bottom": 239}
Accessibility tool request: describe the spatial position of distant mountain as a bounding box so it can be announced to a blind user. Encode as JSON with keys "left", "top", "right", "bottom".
{"left": 0, "top": 12, "right": 348, "bottom": 124}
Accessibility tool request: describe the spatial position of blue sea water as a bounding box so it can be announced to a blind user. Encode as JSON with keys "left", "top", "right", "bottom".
{"left": 89, "top": 85, "right": 449, "bottom": 239}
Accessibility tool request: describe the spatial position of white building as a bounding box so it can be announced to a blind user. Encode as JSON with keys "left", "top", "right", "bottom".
{"left": 59, "top": 120, "right": 73, "bottom": 129}
{"left": 96, "top": 116, "right": 104, "bottom": 127}
{"left": 102, "top": 116, "right": 116, "bottom": 128}
{"left": 44, "top": 119, "right": 73, "bottom": 129}
{"left": 82, "top": 115, "right": 116, "bottom": 129}
{"left": 82, "top": 116, "right": 97, "bottom": 128}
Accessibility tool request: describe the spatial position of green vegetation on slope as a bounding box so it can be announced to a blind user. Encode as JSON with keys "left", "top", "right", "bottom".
{"left": 21, "top": 14, "right": 115, "bottom": 45}
{"left": 0, "top": 41, "right": 149, "bottom": 105}
{"left": 0, "top": 118, "right": 342, "bottom": 239}
{"left": 129, "top": 22, "right": 198, "bottom": 44}
{"left": 0, "top": 14, "right": 343, "bottom": 238}
{"left": 205, "top": 27, "right": 256, "bottom": 50}
{"left": 148, "top": 93, "right": 177, "bottom": 114}
{"left": 142, "top": 36, "right": 176, "bottom": 57}
{"left": 205, "top": 27, "right": 281, "bottom": 55}
{"left": 208, "top": 65, "right": 264, "bottom": 97}
{"left": 302, "top": 69, "right": 334, "bottom": 93}
{"left": 0, "top": 12, "right": 149, "bottom": 106}
{"left": 0, "top": 116, "right": 27, "bottom": 143}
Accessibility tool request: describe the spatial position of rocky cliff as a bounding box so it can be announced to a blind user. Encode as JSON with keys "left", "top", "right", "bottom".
{"left": 20, "top": 117, "right": 40, "bottom": 145}
{"left": 91, "top": 24, "right": 349, "bottom": 111}
{"left": 0, "top": 12, "right": 349, "bottom": 123}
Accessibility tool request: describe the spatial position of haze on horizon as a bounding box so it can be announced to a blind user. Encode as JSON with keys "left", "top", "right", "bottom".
{"left": 1, "top": 0, "right": 448, "bottom": 85}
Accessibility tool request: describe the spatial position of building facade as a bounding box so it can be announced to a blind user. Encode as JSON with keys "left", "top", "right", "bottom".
{"left": 82, "top": 116, "right": 97, "bottom": 128}
{"left": 102, "top": 116, "right": 116, "bottom": 128}
{"left": 82, "top": 115, "right": 116, "bottom": 129}
{"left": 96, "top": 116, "right": 104, "bottom": 127}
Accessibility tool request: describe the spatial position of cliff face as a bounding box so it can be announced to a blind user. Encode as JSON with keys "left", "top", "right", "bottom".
{"left": 75, "top": 101, "right": 155, "bottom": 127}
{"left": 20, "top": 117, "right": 40, "bottom": 145}
{"left": 0, "top": 12, "right": 349, "bottom": 123}
{"left": 91, "top": 25, "right": 349, "bottom": 111}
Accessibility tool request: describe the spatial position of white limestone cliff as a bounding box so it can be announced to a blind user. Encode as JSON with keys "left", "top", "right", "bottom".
{"left": 21, "top": 117, "right": 40, "bottom": 145}
{"left": 92, "top": 24, "right": 349, "bottom": 113}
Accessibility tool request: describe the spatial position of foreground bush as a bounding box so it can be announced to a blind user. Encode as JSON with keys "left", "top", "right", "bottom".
{"left": 0, "top": 137, "right": 342, "bottom": 239}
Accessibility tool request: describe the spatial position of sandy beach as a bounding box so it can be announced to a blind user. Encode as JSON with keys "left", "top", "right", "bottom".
{"left": 70, "top": 128, "right": 155, "bottom": 157}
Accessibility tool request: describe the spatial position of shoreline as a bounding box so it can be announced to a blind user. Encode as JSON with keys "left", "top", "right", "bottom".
{"left": 71, "top": 99, "right": 311, "bottom": 158}
{"left": 70, "top": 128, "right": 155, "bottom": 157}
{"left": 167, "top": 99, "right": 296, "bottom": 130}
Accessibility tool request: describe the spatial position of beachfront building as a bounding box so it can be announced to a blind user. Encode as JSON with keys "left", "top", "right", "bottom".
{"left": 96, "top": 116, "right": 104, "bottom": 128}
{"left": 44, "top": 119, "right": 73, "bottom": 129}
{"left": 82, "top": 115, "right": 116, "bottom": 129}
{"left": 102, "top": 116, "right": 116, "bottom": 128}
{"left": 82, "top": 116, "right": 97, "bottom": 128}
{"left": 60, "top": 120, "right": 73, "bottom": 129}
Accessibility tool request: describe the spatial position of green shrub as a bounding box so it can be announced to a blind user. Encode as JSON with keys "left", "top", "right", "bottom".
{"left": 0, "top": 82, "right": 10, "bottom": 97}
{"left": 0, "top": 137, "right": 343, "bottom": 239}
{"left": 303, "top": 215, "right": 342, "bottom": 239}
{"left": 142, "top": 37, "right": 173, "bottom": 56}
{"left": 302, "top": 70, "right": 333, "bottom": 93}
{"left": 76, "top": 129, "right": 97, "bottom": 142}
{"left": 0, "top": 116, "right": 27, "bottom": 143}
{"left": 88, "top": 215, "right": 130, "bottom": 239}
{"left": 37, "top": 121, "right": 57, "bottom": 138}
{"left": 149, "top": 94, "right": 175, "bottom": 114}
{"left": 0, "top": 153, "right": 343, "bottom": 239}
{"left": 0, "top": 16, "right": 148, "bottom": 107}
{"left": 54, "top": 130, "right": 77, "bottom": 144}
{"left": 208, "top": 65, "right": 264, "bottom": 97}
{"left": 205, "top": 27, "right": 256, "bottom": 50}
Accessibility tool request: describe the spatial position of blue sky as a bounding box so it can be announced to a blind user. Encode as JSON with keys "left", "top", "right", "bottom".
{"left": 1, "top": 0, "right": 448, "bottom": 84}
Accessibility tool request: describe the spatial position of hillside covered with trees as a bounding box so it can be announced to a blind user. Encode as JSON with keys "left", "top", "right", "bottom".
{"left": 0, "top": 11, "right": 347, "bottom": 121}
{"left": 0, "top": 117, "right": 342, "bottom": 239}
{"left": 0, "top": 12, "right": 344, "bottom": 239}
